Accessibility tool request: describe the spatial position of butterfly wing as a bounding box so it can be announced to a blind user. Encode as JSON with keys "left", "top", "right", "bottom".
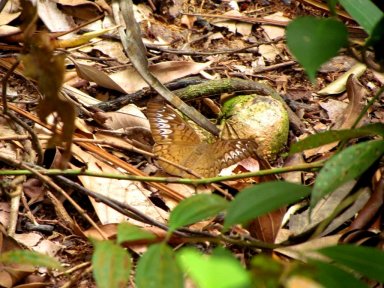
{"left": 147, "top": 100, "right": 201, "bottom": 145}
{"left": 148, "top": 100, "right": 263, "bottom": 178}
{"left": 190, "top": 139, "right": 260, "bottom": 177}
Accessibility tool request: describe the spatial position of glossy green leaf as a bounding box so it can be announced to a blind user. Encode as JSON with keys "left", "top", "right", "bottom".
{"left": 286, "top": 17, "right": 348, "bottom": 82}
{"left": 312, "top": 140, "right": 384, "bottom": 206}
{"left": 224, "top": 181, "right": 311, "bottom": 229}
{"left": 117, "top": 222, "right": 156, "bottom": 244}
{"left": 177, "top": 248, "right": 251, "bottom": 288}
{"left": 339, "top": 0, "right": 383, "bottom": 34}
{"left": 318, "top": 245, "right": 384, "bottom": 283}
{"left": 168, "top": 194, "right": 229, "bottom": 232}
{"left": 290, "top": 123, "right": 384, "bottom": 154}
{"left": 0, "top": 250, "right": 62, "bottom": 270}
{"left": 309, "top": 259, "right": 368, "bottom": 288}
{"left": 92, "top": 240, "right": 131, "bottom": 288}
{"left": 136, "top": 243, "right": 183, "bottom": 288}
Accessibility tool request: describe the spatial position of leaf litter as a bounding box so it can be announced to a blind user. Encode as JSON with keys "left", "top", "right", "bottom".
{"left": 0, "top": 0, "right": 383, "bottom": 286}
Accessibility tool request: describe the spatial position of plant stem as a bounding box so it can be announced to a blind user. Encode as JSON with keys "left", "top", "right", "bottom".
{"left": 0, "top": 161, "right": 323, "bottom": 184}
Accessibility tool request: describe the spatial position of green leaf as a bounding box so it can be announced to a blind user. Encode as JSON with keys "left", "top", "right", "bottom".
{"left": 339, "top": 0, "right": 383, "bottom": 34}
{"left": 309, "top": 259, "right": 368, "bottom": 288}
{"left": 327, "top": 0, "right": 339, "bottom": 15}
{"left": 224, "top": 181, "right": 311, "bottom": 229}
{"left": 250, "top": 255, "right": 283, "bottom": 287}
{"left": 366, "top": 17, "right": 384, "bottom": 64}
{"left": 117, "top": 222, "right": 156, "bottom": 244}
{"left": 92, "top": 240, "right": 131, "bottom": 288}
{"left": 136, "top": 243, "right": 183, "bottom": 288}
{"left": 290, "top": 123, "right": 384, "bottom": 154}
{"left": 177, "top": 248, "right": 251, "bottom": 288}
{"left": 286, "top": 17, "right": 348, "bottom": 82}
{"left": 0, "top": 250, "right": 62, "bottom": 270}
{"left": 318, "top": 245, "right": 384, "bottom": 283}
{"left": 168, "top": 194, "right": 229, "bottom": 232}
{"left": 311, "top": 140, "right": 384, "bottom": 206}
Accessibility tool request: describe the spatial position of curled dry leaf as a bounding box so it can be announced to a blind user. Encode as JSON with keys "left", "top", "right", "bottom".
{"left": 314, "top": 75, "right": 366, "bottom": 155}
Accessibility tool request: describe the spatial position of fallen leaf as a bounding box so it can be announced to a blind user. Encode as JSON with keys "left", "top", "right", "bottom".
{"left": 211, "top": 11, "right": 252, "bottom": 36}
{"left": 319, "top": 99, "right": 348, "bottom": 123}
{"left": 37, "top": 0, "right": 74, "bottom": 33}
{"left": 72, "top": 145, "right": 168, "bottom": 225}
{"left": 104, "top": 104, "right": 150, "bottom": 130}
{"left": 317, "top": 63, "right": 366, "bottom": 95}
{"left": 73, "top": 61, "right": 126, "bottom": 93}
{"left": 109, "top": 61, "right": 212, "bottom": 93}
{"left": 289, "top": 181, "right": 356, "bottom": 235}
{"left": 275, "top": 235, "right": 340, "bottom": 261}
{"left": 261, "top": 12, "right": 290, "bottom": 40}
{"left": 258, "top": 44, "right": 280, "bottom": 62}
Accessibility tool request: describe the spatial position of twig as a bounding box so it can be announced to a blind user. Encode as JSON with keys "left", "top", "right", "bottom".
{"left": 55, "top": 175, "right": 175, "bottom": 230}
{"left": 182, "top": 12, "right": 289, "bottom": 27}
{"left": 0, "top": 161, "right": 324, "bottom": 184}
{"left": 0, "top": 153, "right": 108, "bottom": 240}
{"left": 1, "top": 59, "right": 44, "bottom": 164}
{"left": 113, "top": 0, "right": 220, "bottom": 136}
{"left": 7, "top": 176, "right": 23, "bottom": 236}
{"left": 145, "top": 37, "right": 283, "bottom": 56}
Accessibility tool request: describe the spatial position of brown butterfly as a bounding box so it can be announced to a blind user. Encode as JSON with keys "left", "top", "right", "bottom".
{"left": 147, "top": 100, "right": 265, "bottom": 178}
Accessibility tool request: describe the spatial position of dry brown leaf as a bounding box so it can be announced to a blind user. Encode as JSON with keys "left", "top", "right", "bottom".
{"left": 71, "top": 144, "right": 168, "bottom": 225}
{"left": 36, "top": 0, "right": 74, "bottom": 33}
{"left": 319, "top": 56, "right": 356, "bottom": 73}
{"left": 55, "top": 0, "right": 104, "bottom": 20}
{"left": 275, "top": 235, "right": 340, "bottom": 261}
{"left": 109, "top": 61, "right": 212, "bottom": 93}
{"left": 84, "top": 223, "right": 118, "bottom": 239}
{"left": 0, "top": 225, "right": 35, "bottom": 288}
{"left": 317, "top": 63, "right": 366, "bottom": 95}
{"left": 262, "top": 12, "right": 290, "bottom": 40}
{"left": 212, "top": 10, "right": 253, "bottom": 36}
{"left": 73, "top": 61, "right": 126, "bottom": 93}
{"left": 248, "top": 208, "right": 285, "bottom": 243}
{"left": 104, "top": 104, "right": 149, "bottom": 130}
{"left": 315, "top": 75, "right": 366, "bottom": 154}
{"left": 181, "top": 14, "right": 197, "bottom": 29}
{"left": 335, "top": 75, "right": 366, "bottom": 129}
{"left": 286, "top": 276, "right": 323, "bottom": 288}
{"left": 289, "top": 181, "right": 356, "bottom": 235}
{"left": 22, "top": 178, "right": 45, "bottom": 205}
{"left": 0, "top": 117, "right": 23, "bottom": 160}
{"left": 80, "top": 40, "right": 129, "bottom": 63}
{"left": 319, "top": 99, "right": 348, "bottom": 123}
{"left": 0, "top": 11, "right": 21, "bottom": 25}
{"left": 258, "top": 44, "right": 280, "bottom": 62}
{"left": 0, "top": 25, "right": 21, "bottom": 37}
{"left": 0, "top": 203, "right": 11, "bottom": 228}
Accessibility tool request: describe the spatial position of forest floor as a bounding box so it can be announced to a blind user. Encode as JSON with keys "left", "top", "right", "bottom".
{"left": 0, "top": 0, "right": 383, "bottom": 287}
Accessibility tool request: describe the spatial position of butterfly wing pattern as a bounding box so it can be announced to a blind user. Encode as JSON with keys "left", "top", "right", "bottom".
{"left": 147, "top": 100, "right": 261, "bottom": 178}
